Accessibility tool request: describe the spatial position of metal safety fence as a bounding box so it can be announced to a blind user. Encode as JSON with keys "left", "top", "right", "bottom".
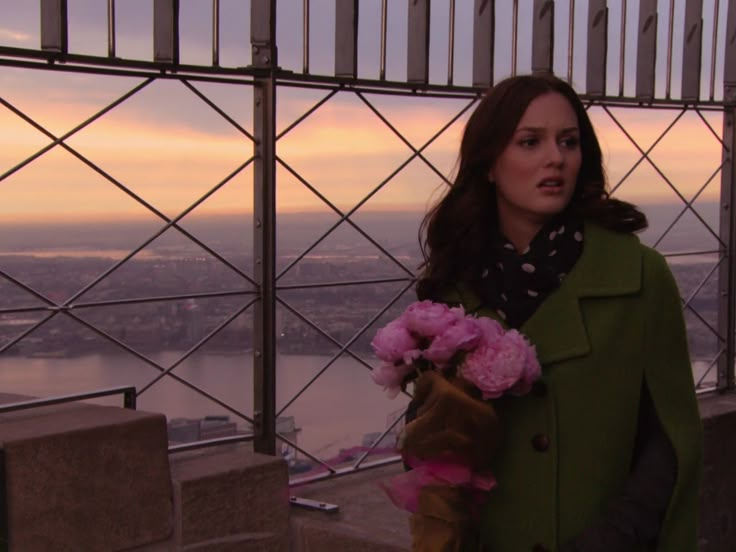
{"left": 0, "top": 0, "right": 734, "bottom": 484}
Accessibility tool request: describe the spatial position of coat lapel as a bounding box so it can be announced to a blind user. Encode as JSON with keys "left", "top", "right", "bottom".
{"left": 453, "top": 223, "right": 643, "bottom": 366}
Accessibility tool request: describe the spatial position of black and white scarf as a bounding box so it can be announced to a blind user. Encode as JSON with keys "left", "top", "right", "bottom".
{"left": 477, "top": 216, "right": 584, "bottom": 329}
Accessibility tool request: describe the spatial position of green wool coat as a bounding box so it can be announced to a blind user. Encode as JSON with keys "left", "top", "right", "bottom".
{"left": 448, "top": 222, "right": 703, "bottom": 551}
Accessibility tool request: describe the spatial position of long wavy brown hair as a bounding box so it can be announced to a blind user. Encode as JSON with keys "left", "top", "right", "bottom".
{"left": 417, "top": 74, "right": 647, "bottom": 301}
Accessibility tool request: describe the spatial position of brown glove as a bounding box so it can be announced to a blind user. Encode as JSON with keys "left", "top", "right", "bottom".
{"left": 402, "top": 370, "right": 501, "bottom": 471}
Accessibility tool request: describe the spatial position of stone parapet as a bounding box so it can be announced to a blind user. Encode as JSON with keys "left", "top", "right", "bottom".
{"left": 168, "top": 445, "right": 289, "bottom": 552}
{"left": 0, "top": 393, "right": 173, "bottom": 552}
{"left": 698, "top": 392, "right": 736, "bottom": 552}
{"left": 1, "top": 390, "right": 734, "bottom": 551}
{"left": 289, "top": 465, "right": 410, "bottom": 552}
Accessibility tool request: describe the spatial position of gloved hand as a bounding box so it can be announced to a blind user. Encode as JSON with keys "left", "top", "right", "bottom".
{"left": 402, "top": 370, "right": 501, "bottom": 471}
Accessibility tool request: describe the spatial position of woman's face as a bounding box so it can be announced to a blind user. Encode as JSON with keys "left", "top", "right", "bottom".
{"left": 488, "top": 92, "right": 582, "bottom": 236}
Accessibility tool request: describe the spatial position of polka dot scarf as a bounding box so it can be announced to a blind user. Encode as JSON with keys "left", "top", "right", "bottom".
{"left": 478, "top": 216, "right": 584, "bottom": 329}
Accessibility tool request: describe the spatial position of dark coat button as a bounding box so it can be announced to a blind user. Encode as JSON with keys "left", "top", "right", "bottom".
{"left": 532, "top": 433, "right": 550, "bottom": 452}
{"left": 532, "top": 380, "right": 547, "bottom": 397}
{"left": 532, "top": 545, "right": 549, "bottom": 552}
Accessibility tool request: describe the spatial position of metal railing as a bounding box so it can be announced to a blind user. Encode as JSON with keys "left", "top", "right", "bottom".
{"left": 0, "top": 386, "right": 137, "bottom": 412}
{"left": 0, "top": 0, "right": 734, "bottom": 485}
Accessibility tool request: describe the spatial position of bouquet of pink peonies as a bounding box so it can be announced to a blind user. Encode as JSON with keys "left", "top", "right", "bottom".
{"left": 371, "top": 300, "right": 541, "bottom": 552}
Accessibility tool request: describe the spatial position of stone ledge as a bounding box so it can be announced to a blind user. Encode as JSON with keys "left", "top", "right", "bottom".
{"left": 169, "top": 444, "right": 289, "bottom": 550}
{"left": 289, "top": 464, "right": 410, "bottom": 552}
{"left": 697, "top": 392, "right": 736, "bottom": 552}
{"left": 0, "top": 399, "right": 173, "bottom": 552}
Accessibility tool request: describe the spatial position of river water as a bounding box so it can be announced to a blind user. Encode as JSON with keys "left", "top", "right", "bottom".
{"left": 0, "top": 351, "right": 714, "bottom": 460}
{"left": 0, "top": 352, "right": 408, "bottom": 458}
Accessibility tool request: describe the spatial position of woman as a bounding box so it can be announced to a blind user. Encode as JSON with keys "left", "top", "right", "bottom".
{"left": 414, "top": 75, "right": 703, "bottom": 551}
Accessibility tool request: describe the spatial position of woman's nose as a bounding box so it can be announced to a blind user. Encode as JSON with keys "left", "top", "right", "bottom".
{"left": 545, "top": 141, "right": 564, "bottom": 166}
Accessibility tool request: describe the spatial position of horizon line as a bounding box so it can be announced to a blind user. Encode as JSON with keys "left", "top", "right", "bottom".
{"left": 0, "top": 198, "right": 722, "bottom": 226}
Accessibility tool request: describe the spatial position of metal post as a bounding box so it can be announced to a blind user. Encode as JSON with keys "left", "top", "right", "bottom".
{"left": 212, "top": 0, "right": 220, "bottom": 66}
{"left": 587, "top": 0, "right": 608, "bottom": 97}
{"left": 335, "top": 0, "right": 359, "bottom": 78}
{"left": 718, "top": 103, "right": 736, "bottom": 391}
{"left": 303, "top": 0, "right": 310, "bottom": 73}
{"left": 107, "top": 0, "right": 116, "bottom": 58}
{"left": 407, "top": 0, "right": 431, "bottom": 84}
{"left": 153, "top": 0, "right": 179, "bottom": 65}
{"left": 40, "top": 0, "right": 68, "bottom": 54}
{"left": 511, "top": 0, "right": 518, "bottom": 76}
{"left": 567, "top": 0, "right": 575, "bottom": 83}
{"left": 636, "top": 0, "right": 657, "bottom": 101}
{"left": 251, "top": 0, "right": 278, "bottom": 454}
{"left": 718, "top": 0, "right": 736, "bottom": 391}
{"left": 532, "top": 0, "right": 554, "bottom": 76}
{"left": 472, "top": 0, "right": 494, "bottom": 88}
{"left": 380, "top": 0, "right": 387, "bottom": 80}
{"left": 447, "top": 0, "right": 456, "bottom": 85}
{"left": 681, "top": 0, "right": 704, "bottom": 101}
{"left": 619, "top": 0, "right": 627, "bottom": 96}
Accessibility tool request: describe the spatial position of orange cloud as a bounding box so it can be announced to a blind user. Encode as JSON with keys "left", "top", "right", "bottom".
{"left": 0, "top": 86, "right": 727, "bottom": 222}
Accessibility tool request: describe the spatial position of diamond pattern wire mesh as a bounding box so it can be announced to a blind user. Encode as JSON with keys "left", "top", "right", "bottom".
{"left": 0, "top": 71, "right": 731, "bottom": 477}
{"left": 0, "top": 66, "right": 730, "bottom": 478}
{"left": 0, "top": 75, "right": 259, "bottom": 431}
{"left": 271, "top": 89, "right": 478, "bottom": 474}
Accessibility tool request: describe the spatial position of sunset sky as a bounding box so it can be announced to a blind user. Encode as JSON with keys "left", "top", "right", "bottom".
{"left": 0, "top": 0, "right": 729, "bottom": 223}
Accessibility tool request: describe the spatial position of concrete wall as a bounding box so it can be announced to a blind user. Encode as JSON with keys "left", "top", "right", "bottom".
{"left": 0, "top": 392, "right": 734, "bottom": 551}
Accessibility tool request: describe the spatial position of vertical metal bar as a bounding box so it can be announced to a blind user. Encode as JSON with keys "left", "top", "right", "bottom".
{"left": 512, "top": 0, "right": 519, "bottom": 76}
{"left": 472, "top": 0, "right": 494, "bottom": 88}
{"left": 251, "top": 0, "right": 277, "bottom": 455}
{"left": 303, "top": 0, "right": 310, "bottom": 73}
{"left": 252, "top": 0, "right": 277, "bottom": 68}
{"left": 124, "top": 388, "right": 137, "bottom": 409}
{"left": 212, "top": 0, "right": 220, "bottom": 66}
{"left": 153, "top": 0, "right": 179, "bottom": 64}
{"left": 718, "top": 0, "right": 736, "bottom": 391}
{"left": 532, "top": 0, "right": 554, "bottom": 75}
{"left": 40, "top": 0, "right": 68, "bottom": 54}
{"left": 568, "top": 0, "right": 575, "bottom": 83}
{"left": 586, "top": 0, "right": 608, "bottom": 96}
{"left": 719, "top": 105, "right": 736, "bottom": 392}
{"left": 710, "top": 0, "right": 721, "bottom": 101}
{"left": 619, "top": 0, "right": 627, "bottom": 96}
{"left": 407, "top": 0, "right": 431, "bottom": 84}
{"left": 0, "top": 450, "right": 7, "bottom": 551}
{"left": 723, "top": 1, "right": 736, "bottom": 96}
{"left": 335, "top": 0, "right": 359, "bottom": 77}
{"left": 682, "top": 0, "right": 704, "bottom": 101}
{"left": 666, "top": 0, "right": 675, "bottom": 98}
{"left": 448, "top": 0, "right": 456, "bottom": 84}
{"left": 107, "top": 0, "right": 116, "bottom": 57}
{"left": 636, "top": 0, "right": 657, "bottom": 101}
{"left": 380, "top": 0, "right": 388, "bottom": 80}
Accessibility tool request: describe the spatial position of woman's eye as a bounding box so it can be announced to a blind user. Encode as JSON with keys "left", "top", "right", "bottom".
{"left": 561, "top": 136, "right": 579, "bottom": 148}
{"left": 519, "top": 138, "right": 538, "bottom": 147}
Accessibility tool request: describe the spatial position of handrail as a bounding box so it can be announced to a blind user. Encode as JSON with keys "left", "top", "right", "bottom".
{"left": 0, "top": 386, "right": 137, "bottom": 412}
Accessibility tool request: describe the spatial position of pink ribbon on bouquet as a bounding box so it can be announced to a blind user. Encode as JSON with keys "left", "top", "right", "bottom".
{"left": 381, "top": 455, "right": 497, "bottom": 513}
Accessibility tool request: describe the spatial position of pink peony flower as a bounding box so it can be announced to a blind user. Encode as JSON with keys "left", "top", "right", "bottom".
{"left": 423, "top": 317, "right": 483, "bottom": 367}
{"left": 402, "top": 300, "right": 464, "bottom": 338}
{"left": 475, "top": 316, "right": 505, "bottom": 342}
{"left": 371, "top": 361, "right": 415, "bottom": 398}
{"left": 506, "top": 331, "right": 541, "bottom": 396}
{"left": 371, "top": 319, "right": 420, "bottom": 363}
{"left": 460, "top": 328, "right": 536, "bottom": 400}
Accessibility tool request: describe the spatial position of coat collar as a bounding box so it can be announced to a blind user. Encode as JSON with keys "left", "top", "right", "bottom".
{"left": 454, "top": 222, "right": 643, "bottom": 365}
